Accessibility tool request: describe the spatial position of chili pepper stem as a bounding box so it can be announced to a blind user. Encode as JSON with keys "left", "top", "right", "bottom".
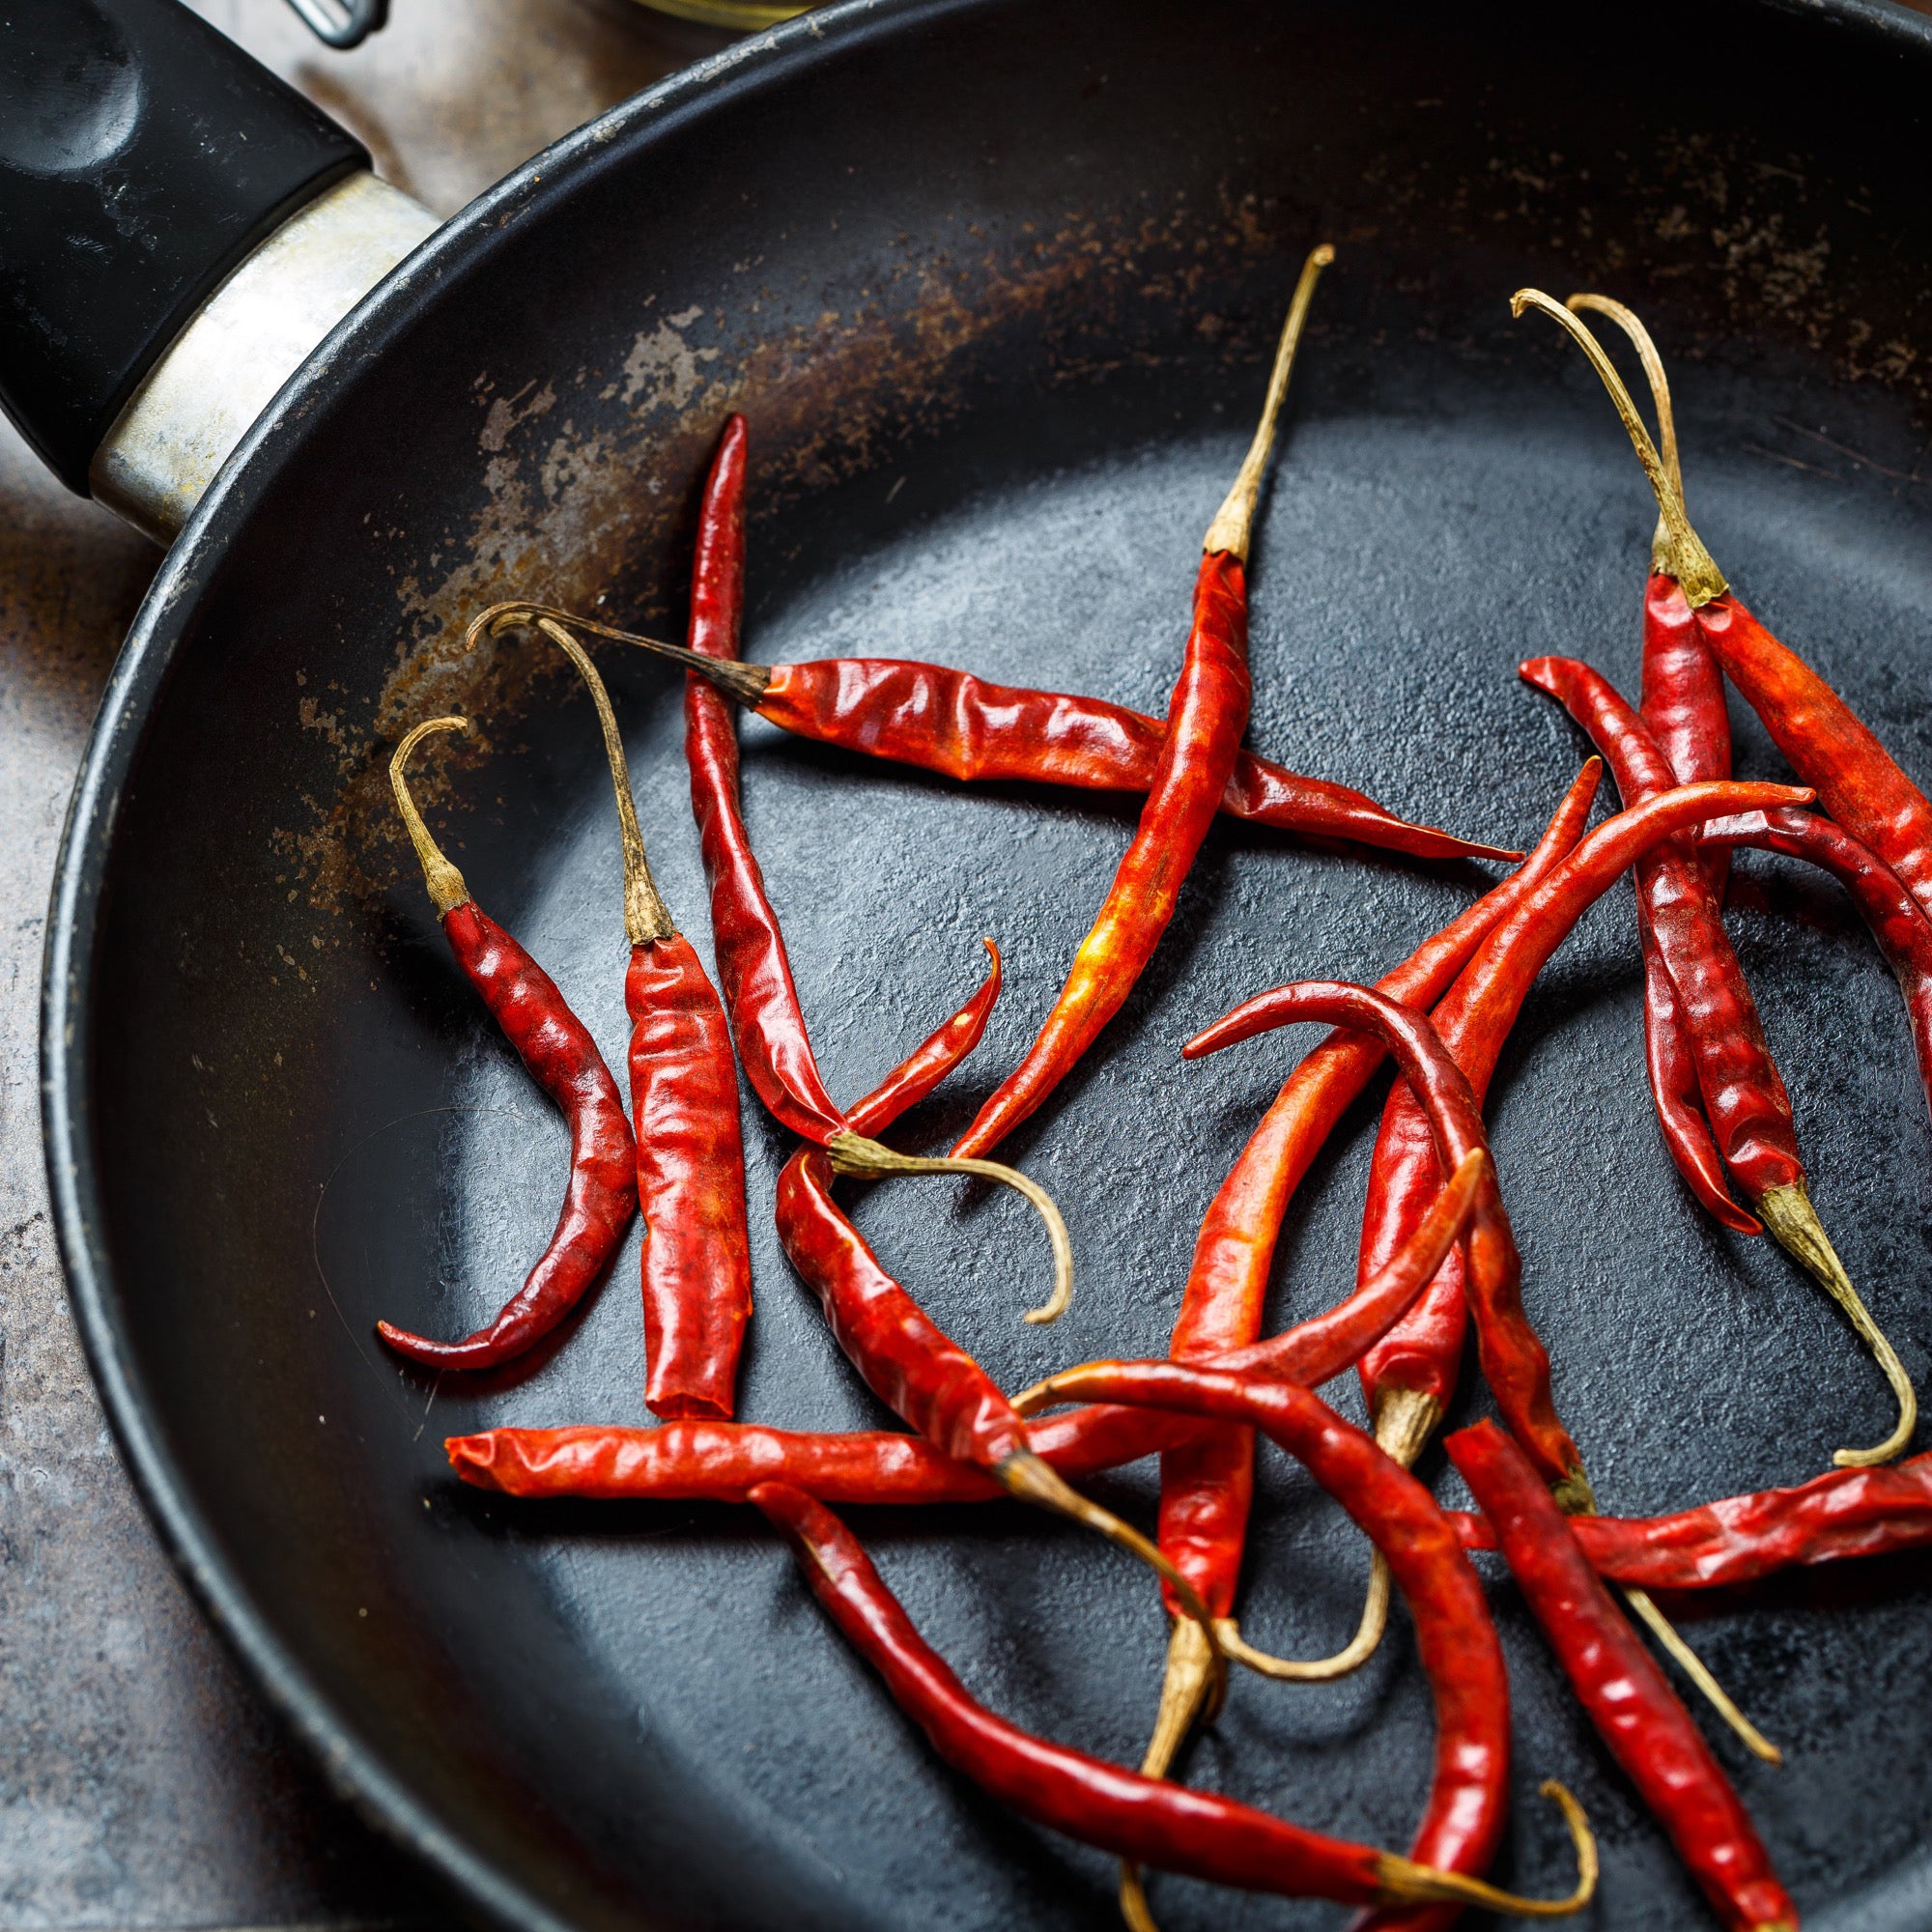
{"left": 469, "top": 601, "right": 775, "bottom": 706}
{"left": 1620, "top": 1584, "right": 1783, "bottom": 1765}
{"left": 390, "top": 716, "right": 472, "bottom": 913}
{"left": 1565, "top": 294, "right": 1682, "bottom": 575}
{"left": 1757, "top": 1180, "right": 1918, "bottom": 1467}
{"left": 1202, "top": 243, "right": 1335, "bottom": 560}
{"left": 825, "top": 1129, "right": 1076, "bottom": 1323}
{"left": 1510, "top": 288, "right": 1726, "bottom": 607}
{"left": 1116, "top": 1616, "right": 1214, "bottom": 1932}
{"left": 994, "top": 1451, "right": 1228, "bottom": 1711}
{"left": 1374, "top": 1781, "right": 1598, "bottom": 1915}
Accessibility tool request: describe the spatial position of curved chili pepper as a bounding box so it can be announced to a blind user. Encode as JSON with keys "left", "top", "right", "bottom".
{"left": 1450, "top": 1449, "right": 1932, "bottom": 1591}
{"left": 450, "top": 1148, "right": 1490, "bottom": 1509}
{"left": 486, "top": 619, "right": 1519, "bottom": 867}
{"left": 1449, "top": 1421, "right": 1797, "bottom": 1932}
{"left": 1524, "top": 653, "right": 1918, "bottom": 1467}
{"left": 1122, "top": 765, "right": 1600, "bottom": 1885}
{"left": 532, "top": 621, "right": 753, "bottom": 1421}
{"left": 1193, "top": 780, "right": 1816, "bottom": 1493}
{"left": 1702, "top": 806, "right": 1932, "bottom": 1134}
{"left": 375, "top": 719, "right": 637, "bottom": 1371}
{"left": 1005, "top": 1363, "right": 1595, "bottom": 1922}
{"left": 952, "top": 245, "right": 1335, "bottom": 1161}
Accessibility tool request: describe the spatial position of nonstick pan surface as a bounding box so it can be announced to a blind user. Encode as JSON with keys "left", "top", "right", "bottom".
{"left": 43, "top": 1, "right": 1932, "bottom": 1926}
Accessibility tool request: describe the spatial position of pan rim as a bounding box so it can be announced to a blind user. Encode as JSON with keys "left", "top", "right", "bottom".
{"left": 38, "top": 0, "right": 1932, "bottom": 1927}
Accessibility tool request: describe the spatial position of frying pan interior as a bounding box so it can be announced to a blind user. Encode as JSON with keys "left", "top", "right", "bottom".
{"left": 49, "top": 1, "right": 1932, "bottom": 1927}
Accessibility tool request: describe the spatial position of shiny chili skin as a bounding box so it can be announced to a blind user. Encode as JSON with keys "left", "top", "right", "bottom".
{"left": 753, "top": 656, "right": 1517, "bottom": 865}
{"left": 1636, "top": 580, "right": 1756, "bottom": 1229}
{"left": 1188, "top": 979, "right": 1581, "bottom": 1495}
{"left": 1521, "top": 654, "right": 1800, "bottom": 1213}
{"left": 1157, "top": 762, "right": 1600, "bottom": 1618}
{"left": 1696, "top": 592, "right": 1932, "bottom": 920}
{"left": 627, "top": 932, "right": 752, "bottom": 1419}
{"left": 953, "top": 550, "right": 1250, "bottom": 1158}
{"left": 1199, "top": 781, "right": 1815, "bottom": 1489}
{"left": 753, "top": 1480, "right": 1404, "bottom": 1902}
{"left": 447, "top": 1149, "right": 1488, "bottom": 1504}
{"left": 1449, "top": 1421, "right": 1797, "bottom": 1932}
{"left": 377, "top": 902, "right": 637, "bottom": 1370}
{"left": 1702, "top": 806, "right": 1932, "bottom": 1131}
{"left": 683, "top": 414, "right": 847, "bottom": 1141}
{"left": 1006, "top": 1365, "right": 1511, "bottom": 1911}
{"left": 844, "top": 939, "right": 1002, "bottom": 1138}
{"left": 1450, "top": 1450, "right": 1932, "bottom": 1591}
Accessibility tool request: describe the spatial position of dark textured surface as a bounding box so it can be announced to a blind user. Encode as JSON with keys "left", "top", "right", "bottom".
{"left": 39, "top": 0, "right": 1932, "bottom": 1928}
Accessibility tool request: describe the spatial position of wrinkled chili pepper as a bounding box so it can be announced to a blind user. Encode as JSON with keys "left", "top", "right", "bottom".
{"left": 1449, "top": 1421, "right": 1798, "bottom": 1932}
{"left": 537, "top": 621, "right": 753, "bottom": 1420}
{"left": 449, "top": 1149, "right": 1488, "bottom": 1506}
{"left": 375, "top": 719, "right": 638, "bottom": 1371}
{"left": 1450, "top": 1448, "right": 1932, "bottom": 1592}
{"left": 1191, "top": 781, "right": 1814, "bottom": 1473}
{"left": 1004, "top": 1363, "right": 1595, "bottom": 1922}
{"left": 1204, "top": 780, "right": 1813, "bottom": 1760}
{"left": 478, "top": 614, "right": 1519, "bottom": 868}
{"left": 1519, "top": 290, "right": 1927, "bottom": 1464}
{"left": 478, "top": 439, "right": 1076, "bottom": 1323}
{"left": 1523, "top": 653, "right": 1917, "bottom": 1468}
{"left": 1119, "top": 765, "right": 1600, "bottom": 1904}
{"left": 952, "top": 244, "right": 1336, "bottom": 1160}
{"left": 1702, "top": 807, "right": 1932, "bottom": 1136}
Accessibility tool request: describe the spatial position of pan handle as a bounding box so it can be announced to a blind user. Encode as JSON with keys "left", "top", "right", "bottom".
{"left": 0, "top": 0, "right": 435, "bottom": 540}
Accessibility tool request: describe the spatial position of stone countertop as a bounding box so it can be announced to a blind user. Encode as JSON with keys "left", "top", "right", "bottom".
{"left": 0, "top": 4, "right": 720, "bottom": 1924}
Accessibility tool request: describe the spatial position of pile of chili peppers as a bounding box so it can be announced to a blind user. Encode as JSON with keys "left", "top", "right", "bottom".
{"left": 359, "top": 254, "right": 1932, "bottom": 1929}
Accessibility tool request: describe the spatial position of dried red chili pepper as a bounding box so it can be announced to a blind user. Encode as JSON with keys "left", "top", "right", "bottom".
{"left": 1701, "top": 806, "right": 1932, "bottom": 1136}
{"left": 753, "top": 1375, "right": 1595, "bottom": 1920}
{"left": 1522, "top": 653, "right": 1916, "bottom": 1468}
{"left": 532, "top": 621, "right": 753, "bottom": 1420}
{"left": 451, "top": 1144, "right": 1486, "bottom": 1511}
{"left": 375, "top": 719, "right": 637, "bottom": 1371}
{"left": 1192, "top": 781, "right": 1814, "bottom": 1471}
{"left": 1121, "top": 764, "right": 1600, "bottom": 1890}
{"left": 477, "top": 614, "right": 1519, "bottom": 868}
{"left": 1450, "top": 1449, "right": 1932, "bottom": 1591}
{"left": 1449, "top": 1421, "right": 1798, "bottom": 1932}
{"left": 1004, "top": 1362, "right": 1594, "bottom": 1922}
{"left": 952, "top": 245, "right": 1336, "bottom": 1160}
{"left": 447, "top": 1147, "right": 1486, "bottom": 1504}
{"left": 478, "top": 449, "right": 1075, "bottom": 1324}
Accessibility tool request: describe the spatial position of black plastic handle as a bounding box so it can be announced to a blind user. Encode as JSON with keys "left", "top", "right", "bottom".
{"left": 0, "top": 0, "right": 368, "bottom": 493}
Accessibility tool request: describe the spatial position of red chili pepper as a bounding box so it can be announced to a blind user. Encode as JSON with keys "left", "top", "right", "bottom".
{"left": 1523, "top": 654, "right": 1917, "bottom": 1467}
{"left": 1004, "top": 1363, "right": 1595, "bottom": 1923}
{"left": 1193, "top": 779, "right": 1815, "bottom": 1498}
{"left": 952, "top": 246, "right": 1335, "bottom": 1160}
{"left": 1520, "top": 653, "right": 1785, "bottom": 1233}
{"left": 1448, "top": 1420, "right": 1797, "bottom": 1932}
{"left": 449, "top": 1149, "right": 1489, "bottom": 1509}
{"left": 375, "top": 719, "right": 637, "bottom": 1371}
{"left": 1517, "top": 289, "right": 1924, "bottom": 1469}
{"left": 1449, "top": 1449, "right": 1932, "bottom": 1592}
{"left": 527, "top": 621, "right": 755, "bottom": 1421}
{"left": 752, "top": 1376, "right": 1595, "bottom": 1920}
{"left": 1122, "top": 764, "right": 1599, "bottom": 1874}
{"left": 493, "top": 624, "right": 1519, "bottom": 868}
{"left": 1701, "top": 806, "right": 1932, "bottom": 1135}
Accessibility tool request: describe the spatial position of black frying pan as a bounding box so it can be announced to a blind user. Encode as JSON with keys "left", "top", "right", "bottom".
{"left": 18, "top": 0, "right": 1932, "bottom": 1926}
